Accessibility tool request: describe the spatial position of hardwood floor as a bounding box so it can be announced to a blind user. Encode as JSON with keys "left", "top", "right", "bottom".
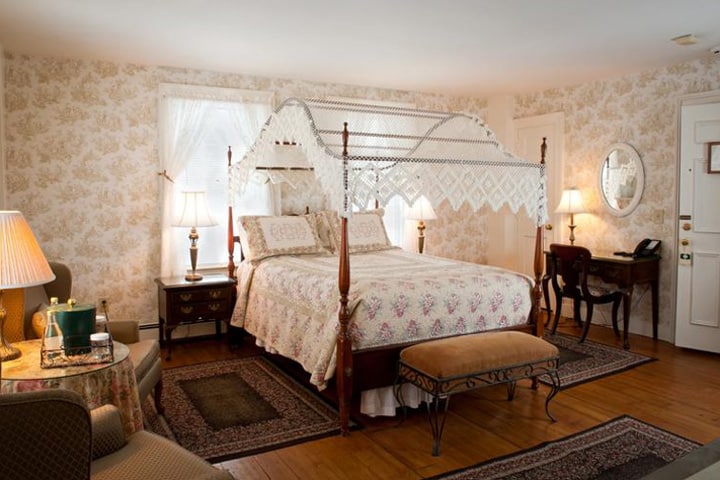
{"left": 161, "top": 320, "right": 720, "bottom": 479}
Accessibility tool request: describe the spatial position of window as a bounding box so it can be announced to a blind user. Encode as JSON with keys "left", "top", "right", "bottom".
{"left": 175, "top": 105, "right": 269, "bottom": 268}
{"left": 158, "top": 85, "right": 273, "bottom": 278}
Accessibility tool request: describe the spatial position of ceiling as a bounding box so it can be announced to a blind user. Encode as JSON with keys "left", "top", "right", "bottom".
{"left": 1, "top": 0, "right": 719, "bottom": 97}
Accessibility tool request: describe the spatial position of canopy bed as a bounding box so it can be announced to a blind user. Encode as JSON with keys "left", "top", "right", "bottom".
{"left": 226, "top": 98, "right": 548, "bottom": 434}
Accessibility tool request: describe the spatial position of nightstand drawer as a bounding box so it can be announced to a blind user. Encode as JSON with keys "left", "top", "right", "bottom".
{"left": 169, "top": 287, "right": 232, "bottom": 304}
{"left": 170, "top": 301, "right": 230, "bottom": 320}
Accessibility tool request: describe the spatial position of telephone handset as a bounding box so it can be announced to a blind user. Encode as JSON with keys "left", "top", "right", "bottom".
{"left": 632, "top": 238, "right": 661, "bottom": 258}
{"left": 614, "top": 238, "right": 661, "bottom": 258}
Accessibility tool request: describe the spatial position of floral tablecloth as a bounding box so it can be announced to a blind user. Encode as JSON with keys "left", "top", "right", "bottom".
{"left": 1, "top": 340, "right": 143, "bottom": 435}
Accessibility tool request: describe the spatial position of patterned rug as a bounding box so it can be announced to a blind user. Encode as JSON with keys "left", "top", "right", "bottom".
{"left": 142, "top": 356, "right": 344, "bottom": 462}
{"left": 429, "top": 416, "right": 701, "bottom": 480}
{"left": 540, "top": 333, "right": 655, "bottom": 389}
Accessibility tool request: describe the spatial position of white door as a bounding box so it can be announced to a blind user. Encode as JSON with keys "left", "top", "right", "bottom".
{"left": 675, "top": 99, "right": 720, "bottom": 353}
{"left": 511, "top": 113, "right": 564, "bottom": 278}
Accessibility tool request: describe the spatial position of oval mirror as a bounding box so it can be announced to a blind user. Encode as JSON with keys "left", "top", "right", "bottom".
{"left": 598, "top": 143, "right": 644, "bottom": 216}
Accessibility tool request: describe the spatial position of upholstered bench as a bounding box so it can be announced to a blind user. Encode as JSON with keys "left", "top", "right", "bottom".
{"left": 396, "top": 331, "right": 561, "bottom": 456}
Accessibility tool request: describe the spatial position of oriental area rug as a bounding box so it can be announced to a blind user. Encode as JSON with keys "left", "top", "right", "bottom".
{"left": 540, "top": 333, "right": 655, "bottom": 389}
{"left": 429, "top": 416, "right": 701, "bottom": 480}
{"left": 142, "top": 356, "right": 344, "bottom": 462}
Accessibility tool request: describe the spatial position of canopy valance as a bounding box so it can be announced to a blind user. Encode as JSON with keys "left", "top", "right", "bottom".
{"left": 230, "top": 97, "right": 547, "bottom": 226}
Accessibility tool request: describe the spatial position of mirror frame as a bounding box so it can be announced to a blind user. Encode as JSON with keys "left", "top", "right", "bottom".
{"left": 598, "top": 143, "right": 644, "bottom": 217}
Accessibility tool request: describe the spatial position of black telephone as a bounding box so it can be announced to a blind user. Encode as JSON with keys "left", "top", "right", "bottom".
{"left": 615, "top": 239, "right": 661, "bottom": 258}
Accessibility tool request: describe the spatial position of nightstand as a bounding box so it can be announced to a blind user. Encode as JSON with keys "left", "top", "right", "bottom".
{"left": 155, "top": 275, "right": 237, "bottom": 360}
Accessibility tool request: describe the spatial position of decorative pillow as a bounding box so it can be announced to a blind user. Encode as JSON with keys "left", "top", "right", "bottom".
{"left": 31, "top": 304, "right": 48, "bottom": 339}
{"left": 328, "top": 209, "right": 394, "bottom": 253}
{"left": 239, "top": 215, "right": 329, "bottom": 261}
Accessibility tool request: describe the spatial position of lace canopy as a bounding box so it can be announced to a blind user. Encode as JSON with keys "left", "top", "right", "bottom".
{"left": 230, "top": 98, "right": 548, "bottom": 226}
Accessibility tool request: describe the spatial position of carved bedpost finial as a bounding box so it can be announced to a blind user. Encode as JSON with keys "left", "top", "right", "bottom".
{"left": 541, "top": 137, "right": 547, "bottom": 164}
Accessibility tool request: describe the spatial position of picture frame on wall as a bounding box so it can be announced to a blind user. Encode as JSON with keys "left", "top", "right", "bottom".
{"left": 708, "top": 142, "right": 720, "bottom": 174}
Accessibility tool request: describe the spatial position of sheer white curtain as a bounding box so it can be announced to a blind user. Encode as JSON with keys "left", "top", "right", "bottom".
{"left": 159, "top": 97, "right": 212, "bottom": 277}
{"left": 227, "top": 102, "right": 279, "bottom": 215}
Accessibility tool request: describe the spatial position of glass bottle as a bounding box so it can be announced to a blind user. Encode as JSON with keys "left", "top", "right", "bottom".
{"left": 42, "top": 297, "right": 64, "bottom": 359}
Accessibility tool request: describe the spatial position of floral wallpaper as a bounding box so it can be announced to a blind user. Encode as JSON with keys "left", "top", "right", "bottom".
{"left": 4, "top": 51, "right": 720, "bottom": 343}
{"left": 514, "top": 58, "right": 720, "bottom": 341}
{"left": 1, "top": 52, "right": 485, "bottom": 327}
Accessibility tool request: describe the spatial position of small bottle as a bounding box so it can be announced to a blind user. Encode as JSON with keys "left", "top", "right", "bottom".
{"left": 42, "top": 297, "right": 64, "bottom": 358}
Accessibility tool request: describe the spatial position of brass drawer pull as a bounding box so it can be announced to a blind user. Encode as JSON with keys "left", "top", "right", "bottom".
{"left": 180, "top": 306, "right": 194, "bottom": 314}
{"left": 209, "top": 290, "right": 224, "bottom": 299}
{"left": 180, "top": 293, "right": 193, "bottom": 302}
{"left": 208, "top": 303, "right": 221, "bottom": 312}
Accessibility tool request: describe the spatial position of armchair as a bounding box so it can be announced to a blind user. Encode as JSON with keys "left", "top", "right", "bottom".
{"left": 22, "top": 262, "right": 163, "bottom": 414}
{"left": 547, "top": 243, "right": 623, "bottom": 343}
{"left": 105, "top": 320, "right": 163, "bottom": 414}
{"left": 0, "top": 389, "right": 233, "bottom": 480}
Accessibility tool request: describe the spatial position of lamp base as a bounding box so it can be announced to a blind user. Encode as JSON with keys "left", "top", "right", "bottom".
{"left": 0, "top": 341, "right": 21, "bottom": 361}
{"left": 417, "top": 220, "right": 427, "bottom": 254}
{"left": 0, "top": 297, "right": 21, "bottom": 361}
{"left": 185, "top": 272, "right": 203, "bottom": 282}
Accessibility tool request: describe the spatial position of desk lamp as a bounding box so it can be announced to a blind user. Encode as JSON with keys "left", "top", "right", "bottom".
{"left": 407, "top": 196, "right": 437, "bottom": 254}
{"left": 555, "top": 188, "right": 586, "bottom": 245}
{"left": 0, "top": 211, "right": 56, "bottom": 361}
{"left": 172, "top": 191, "right": 218, "bottom": 281}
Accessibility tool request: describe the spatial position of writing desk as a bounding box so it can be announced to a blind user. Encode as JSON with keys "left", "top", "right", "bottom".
{"left": 542, "top": 251, "right": 660, "bottom": 349}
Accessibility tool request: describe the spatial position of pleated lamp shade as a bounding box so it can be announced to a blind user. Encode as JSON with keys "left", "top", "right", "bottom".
{"left": 0, "top": 211, "right": 55, "bottom": 289}
{"left": 172, "top": 191, "right": 218, "bottom": 228}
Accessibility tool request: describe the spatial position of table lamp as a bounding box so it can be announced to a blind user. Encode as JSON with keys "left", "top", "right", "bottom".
{"left": 555, "top": 188, "right": 586, "bottom": 245}
{"left": 0, "top": 211, "right": 56, "bottom": 361}
{"left": 172, "top": 191, "right": 218, "bottom": 281}
{"left": 407, "top": 196, "right": 437, "bottom": 254}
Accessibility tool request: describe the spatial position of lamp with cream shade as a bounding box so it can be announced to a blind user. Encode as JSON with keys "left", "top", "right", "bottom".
{"left": 406, "top": 196, "right": 437, "bottom": 254}
{"left": 172, "top": 191, "right": 218, "bottom": 282}
{"left": 0, "top": 211, "right": 56, "bottom": 361}
{"left": 555, "top": 188, "right": 586, "bottom": 245}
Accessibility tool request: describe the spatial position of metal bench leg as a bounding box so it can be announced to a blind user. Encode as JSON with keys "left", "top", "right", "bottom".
{"left": 544, "top": 371, "right": 561, "bottom": 422}
{"left": 506, "top": 380, "right": 517, "bottom": 400}
{"left": 427, "top": 394, "right": 451, "bottom": 456}
{"left": 393, "top": 379, "right": 409, "bottom": 427}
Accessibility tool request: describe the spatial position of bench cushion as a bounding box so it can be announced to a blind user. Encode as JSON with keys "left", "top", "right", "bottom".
{"left": 400, "top": 331, "right": 558, "bottom": 379}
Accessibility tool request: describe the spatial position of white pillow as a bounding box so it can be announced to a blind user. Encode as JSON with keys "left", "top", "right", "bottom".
{"left": 239, "top": 215, "right": 330, "bottom": 261}
{"left": 328, "top": 209, "right": 393, "bottom": 253}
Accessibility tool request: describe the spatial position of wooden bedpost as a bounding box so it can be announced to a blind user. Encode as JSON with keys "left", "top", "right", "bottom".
{"left": 337, "top": 122, "right": 353, "bottom": 436}
{"left": 532, "top": 137, "right": 548, "bottom": 337}
{"left": 227, "top": 146, "right": 236, "bottom": 279}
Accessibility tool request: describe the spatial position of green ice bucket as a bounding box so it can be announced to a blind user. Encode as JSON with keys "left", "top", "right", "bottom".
{"left": 55, "top": 300, "right": 96, "bottom": 355}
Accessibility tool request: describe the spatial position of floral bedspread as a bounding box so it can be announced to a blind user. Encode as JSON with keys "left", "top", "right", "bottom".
{"left": 231, "top": 248, "right": 533, "bottom": 389}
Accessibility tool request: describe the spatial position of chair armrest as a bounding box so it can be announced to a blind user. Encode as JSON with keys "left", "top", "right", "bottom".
{"left": 106, "top": 320, "right": 140, "bottom": 344}
{"left": 90, "top": 404, "right": 128, "bottom": 460}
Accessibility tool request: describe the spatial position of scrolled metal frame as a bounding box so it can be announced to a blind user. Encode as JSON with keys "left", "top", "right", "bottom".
{"left": 395, "top": 356, "right": 561, "bottom": 456}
